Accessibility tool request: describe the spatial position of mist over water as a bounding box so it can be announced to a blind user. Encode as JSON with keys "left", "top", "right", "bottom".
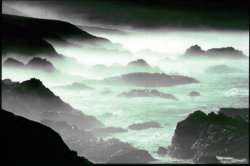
{"left": 2, "top": 27, "right": 249, "bottom": 163}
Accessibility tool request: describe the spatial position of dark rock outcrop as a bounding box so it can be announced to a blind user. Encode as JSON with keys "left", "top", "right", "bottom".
{"left": 3, "top": 58, "right": 25, "bottom": 68}
{"left": 184, "top": 45, "right": 205, "bottom": 56}
{"left": 166, "top": 109, "right": 249, "bottom": 163}
{"left": 127, "top": 59, "right": 151, "bottom": 68}
{"left": 189, "top": 91, "right": 200, "bottom": 97}
{"left": 183, "top": 45, "right": 247, "bottom": 59}
{"left": 1, "top": 109, "right": 93, "bottom": 166}
{"left": 206, "top": 47, "right": 246, "bottom": 59}
{"left": 205, "top": 65, "right": 244, "bottom": 74}
{"left": 119, "top": 89, "right": 177, "bottom": 100}
{"left": 108, "top": 72, "right": 199, "bottom": 87}
{"left": 26, "top": 57, "right": 56, "bottom": 72}
{"left": 128, "top": 121, "right": 161, "bottom": 130}
{"left": 2, "top": 78, "right": 103, "bottom": 129}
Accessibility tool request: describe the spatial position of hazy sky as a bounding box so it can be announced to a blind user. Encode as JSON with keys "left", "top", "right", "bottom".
{"left": 2, "top": 0, "right": 249, "bottom": 56}
{"left": 2, "top": 0, "right": 249, "bottom": 30}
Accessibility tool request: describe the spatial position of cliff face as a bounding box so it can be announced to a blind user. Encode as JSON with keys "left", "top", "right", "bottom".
{"left": 2, "top": 14, "right": 112, "bottom": 58}
{"left": 2, "top": 14, "right": 110, "bottom": 46}
{"left": 166, "top": 109, "right": 249, "bottom": 162}
{"left": 1, "top": 109, "right": 93, "bottom": 166}
{"left": 2, "top": 78, "right": 103, "bottom": 129}
{"left": 2, "top": 22, "right": 60, "bottom": 57}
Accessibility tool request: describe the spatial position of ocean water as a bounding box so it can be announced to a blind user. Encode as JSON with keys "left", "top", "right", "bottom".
{"left": 49, "top": 68, "right": 249, "bottom": 163}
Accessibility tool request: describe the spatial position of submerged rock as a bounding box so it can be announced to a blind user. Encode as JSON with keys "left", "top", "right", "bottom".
{"left": 189, "top": 91, "right": 200, "bottom": 97}
{"left": 166, "top": 109, "right": 249, "bottom": 163}
{"left": 205, "top": 65, "right": 244, "bottom": 74}
{"left": 128, "top": 121, "right": 161, "bottom": 130}
{"left": 119, "top": 89, "right": 177, "bottom": 100}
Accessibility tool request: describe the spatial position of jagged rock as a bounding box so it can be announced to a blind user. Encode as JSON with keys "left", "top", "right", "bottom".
{"left": 127, "top": 59, "right": 151, "bottom": 68}
{"left": 205, "top": 65, "right": 244, "bottom": 73}
{"left": 1, "top": 109, "right": 93, "bottom": 165}
{"left": 206, "top": 47, "right": 246, "bottom": 58}
{"left": 184, "top": 45, "right": 205, "bottom": 56}
{"left": 183, "top": 45, "right": 247, "bottom": 59}
{"left": 3, "top": 58, "right": 25, "bottom": 68}
{"left": 119, "top": 89, "right": 177, "bottom": 100}
{"left": 189, "top": 91, "right": 200, "bottom": 97}
{"left": 2, "top": 78, "right": 103, "bottom": 129}
{"left": 128, "top": 121, "right": 161, "bottom": 130}
{"left": 166, "top": 109, "right": 249, "bottom": 163}
{"left": 108, "top": 72, "right": 199, "bottom": 87}
{"left": 26, "top": 57, "right": 56, "bottom": 72}
{"left": 157, "top": 147, "right": 168, "bottom": 156}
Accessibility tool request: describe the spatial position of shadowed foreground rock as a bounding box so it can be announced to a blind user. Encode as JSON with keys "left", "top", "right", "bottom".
{"left": 166, "top": 109, "right": 249, "bottom": 163}
{"left": 1, "top": 109, "right": 93, "bottom": 166}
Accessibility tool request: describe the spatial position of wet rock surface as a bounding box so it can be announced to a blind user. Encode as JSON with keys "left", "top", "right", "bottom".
{"left": 166, "top": 109, "right": 249, "bottom": 163}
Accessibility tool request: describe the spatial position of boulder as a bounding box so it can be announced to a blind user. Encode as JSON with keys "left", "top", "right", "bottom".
{"left": 166, "top": 109, "right": 249, "bottom": 162}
